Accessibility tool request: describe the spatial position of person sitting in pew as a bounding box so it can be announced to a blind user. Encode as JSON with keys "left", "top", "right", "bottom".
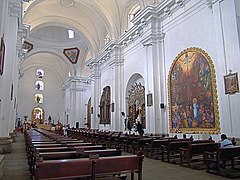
{"left": 209, "top": 134, "right": 233, "bottom": 169}
{"left": 220, "top": 134, "right": 233, "bottom": 148}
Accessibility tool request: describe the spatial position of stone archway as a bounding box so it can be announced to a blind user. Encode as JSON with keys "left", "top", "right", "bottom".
{"left": 99, "top": 86, "right": 111, "bottom": 124}
{"left": 126, "top": 82, "right": 146, "bottom": 128}
{"left": 126, "top": 74, "right": 146, "bottom": 129}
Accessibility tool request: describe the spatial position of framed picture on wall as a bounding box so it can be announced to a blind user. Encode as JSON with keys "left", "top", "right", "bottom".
{"left": 0, "top": 36, "right": 5, "bottom": 76}
{"left": 147, "top": 93, "right": 153, "bottom": 107}
{"left": 168, "top": 47, "right": 220, "bottom": 134}
{"left": 111, "top": 103, "right": 114, "bottom": 112}
{"left": 224, "top": 72, "right": 239, "bottom": 94}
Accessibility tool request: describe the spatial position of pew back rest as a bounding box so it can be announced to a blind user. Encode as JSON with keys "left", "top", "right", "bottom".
{"left": 93, "top": 155, "right": 143, "bottom": 175}
{"left": 191, "top": 140, "right": 214, "bottom": 144}
{"left": 149, "top": 139, "right": 169, "bottom": 148}
{"left": 37, "top": 151, "right": 80, "bottom": 160}
{"left": 219, "top": 146, "right": 240, "bottom": 160}
{"left": 35, "top": 158, "right": 92, "bottom": 179}
{"left": 137, "top": 138, "right": 152, "bottom": 146}
{"left": 190, "top": 143, "right": 218, "bottom": 156}
{"left": 80, "top": 149, "right": 122, "bottom": 158}
{"left": 167, "top": 141, "right": 189, "bottom": 151}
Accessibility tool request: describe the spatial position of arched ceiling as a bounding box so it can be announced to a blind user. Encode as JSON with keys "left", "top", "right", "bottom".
{"left": 23, "top": 0, "right": 139, "bottom": 54}
{"left": 21, "top": 0, "right": 149, "bottom": 82}
{"left": 22, "top": 52, "right": 69, "bottom": 85}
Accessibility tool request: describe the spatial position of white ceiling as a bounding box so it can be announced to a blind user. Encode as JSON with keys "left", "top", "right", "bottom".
{"left": 21, "top": 0, "right": 157, "bottom": 82}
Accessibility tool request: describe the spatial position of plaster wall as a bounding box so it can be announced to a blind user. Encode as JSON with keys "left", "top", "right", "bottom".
{"left": 18, "top": 67, "right": 64, "bottom": 123}
{"left": 162, "top": 0, "right": 240, "bottom": 137}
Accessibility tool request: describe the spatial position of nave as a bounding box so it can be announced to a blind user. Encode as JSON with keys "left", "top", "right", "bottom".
{"left": 2, "top": 131, "right": 229, "bottom": 180}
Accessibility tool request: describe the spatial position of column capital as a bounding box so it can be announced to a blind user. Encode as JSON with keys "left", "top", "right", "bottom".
{"left": 62, "top": 76, "right": 91, "bottom": 92}
{"left": 158, "top": 32, "right": 165, "bottom": 43}
{"left": 206, "top": 0, "right": 213, "bottom": 9}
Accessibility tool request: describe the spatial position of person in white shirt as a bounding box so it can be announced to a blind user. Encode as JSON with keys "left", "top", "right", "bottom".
{"left": 220, "top": 134, "right": 233, "bottom": 148}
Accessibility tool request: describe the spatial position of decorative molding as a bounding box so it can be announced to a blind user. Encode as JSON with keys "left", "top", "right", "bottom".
{"left": 158, "top": 32, "right": 165, "bottom": 43}
{"left": 58, "top": 0, "right": 75, "bottom": 8}
{"left": 85, "top": 0, "right": 191, "bottom": 71}
{"left": 126, "top": 82, "right": 146, "bottom": 128}
{"left": 61, "top": 76, "right": 91, "bottom": 92}
{"left": 90, "top": 63, "right": 101, "bottom": 79}
{"left": 206, "top": 0, "right": 213, "bottom": 9}
{"left": 63, "top": 47, "right": 80, "bottom": 64}
{"left": 22, "top": 41, "right": 33, "bottom": 53}
{"left": 176, "top": 0, "right": 184, "bottom": 8}
{"left": 164, "top": 7, "right": 172, "bottom": 16}
{"left": 8, "top": 0, "right": 21, "bottom": 17}
{"left": 16, "top": 24, "right": 30, "bottom": 64}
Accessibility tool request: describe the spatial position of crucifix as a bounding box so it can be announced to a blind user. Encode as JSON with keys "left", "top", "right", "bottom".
{"left": 183, "top": 52, "right": 192, "bottom": 76}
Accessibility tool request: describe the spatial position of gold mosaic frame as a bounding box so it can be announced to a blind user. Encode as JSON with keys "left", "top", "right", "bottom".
{"left": 168, "top": 47, "right": 220, "bottom": 134}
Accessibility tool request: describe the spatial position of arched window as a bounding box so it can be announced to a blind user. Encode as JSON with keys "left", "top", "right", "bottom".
{"left": 36, "top": 68, "right": 44, "bottom": 78}
{"left": 35, "top": 80, "right": 44, "bottom": 91}
{"left": 128, "top": 5, "right": 141, "bottom": 28}
{"left": 35, "top": 94, "right": 43, "bottom": 104}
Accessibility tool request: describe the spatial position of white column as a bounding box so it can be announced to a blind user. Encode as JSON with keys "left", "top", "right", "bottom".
{"left": 62, "top": 77, "right": 90, "bottom": 128}
{"left": 157, "top": 31, "right": 168, "bottom": 134}
{"left": 75, "top": 87, "right": 88, "bottom": 128}
{"left": 69, "top": 87, "right": 76, "bottom": 127}
{"left": 143, "top": 39, "right": 163, "bottom": 134}
{"left": 109, "top": 46, "right": 124, "bottom": 131}
{"left": 0, "top": 0, "right": 21, "bottom": 137}
{"left": 0, "top": 0, "right": 9, "bottom": 137}
{"left": 90, "top": 63, "right": 101, "bottom": 129}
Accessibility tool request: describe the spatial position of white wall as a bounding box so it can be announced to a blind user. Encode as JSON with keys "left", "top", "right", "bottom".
{"left": 93, "top": 0, "right": 240, "bottom": 138}
{"left": 162, "top": 0, "right": 240, "bottom": 137}
{"left": 18, "top": 66, "right": 64, "bottom": 123}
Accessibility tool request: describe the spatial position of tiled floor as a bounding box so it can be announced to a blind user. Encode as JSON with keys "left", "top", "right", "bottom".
{"left": 2, "top": 132, "right": 233, "bottom": 180}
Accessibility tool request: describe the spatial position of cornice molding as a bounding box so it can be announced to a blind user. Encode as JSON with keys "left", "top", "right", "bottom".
{"left": 86, "top": 0, "right": 191, "bottom": 70}
{"left": 8, "top": 0, "right": 21, "bottom": 17}
{"left": 61, "top": 76, "right": 91, "bottom": 92}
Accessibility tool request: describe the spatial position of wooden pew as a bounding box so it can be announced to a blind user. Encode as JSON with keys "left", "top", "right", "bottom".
{"left": 63, "top": 142, "right": 93, "bottom": 147}
{"left": 179, "top": 142, "right": 218, "bottom": 169}
{"left": 161, "top": 140, "right": 190, "bottom": 163}
{"left": 32, "top": 148, "right": 122, "bottom": 174}
{"left": 36, "top": 148, "right": 122, "bottom": 161}
{"left": 92, "top": 154, "right": 144, "bottom": 180}
{"left": 79, "top": 148, "right": 122, "bottom": 158}
{"left": 34, "top": 154, "right": 144, "bottom": 180}
{"left": 205, "top": 145, "right": 240, "bottom": 178}
{"left": 125, "top": 135, "right": 138, "bottom": 153}
{"left": 145, "top": 138, "right": 175, "bottom": 159}
{"left": 35, "top": 158, "right": 93, "bottom": 180}
{"left": 132, "top": 137, "right": 152, "bottom": 155}
{"left": 35, "top": 146, "right": 72, "bottom": 152}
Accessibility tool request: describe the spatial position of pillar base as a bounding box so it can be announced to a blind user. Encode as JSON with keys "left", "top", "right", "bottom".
{"left": 9, "top": 132, "right": 17, "bottom": 142}
{"left": 0, "top": 155, "right": 4, "bottom": 179}
{"left": 0, "top": 137, "right": 13, "bottom": 154}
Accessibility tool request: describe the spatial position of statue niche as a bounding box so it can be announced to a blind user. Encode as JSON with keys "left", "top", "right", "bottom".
{"left": 99, "top": 86, "right": 111, "bottom": 124}
{"left": 126, "top": 83, "right": 146, "bottom": 128}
